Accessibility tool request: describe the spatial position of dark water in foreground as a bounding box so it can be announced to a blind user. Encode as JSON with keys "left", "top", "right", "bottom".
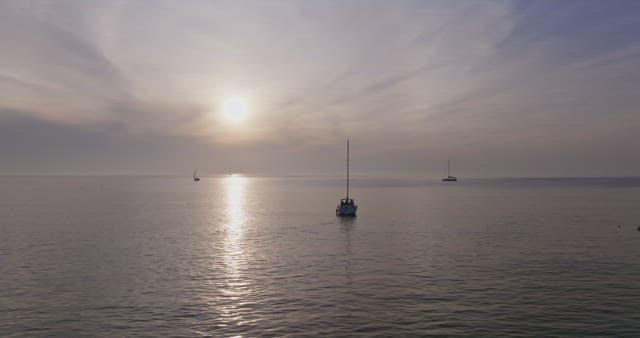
{"left": 1, "top": 176, "right": 639, "bottom": 337}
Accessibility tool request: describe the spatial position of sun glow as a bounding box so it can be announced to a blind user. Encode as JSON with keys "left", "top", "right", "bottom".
{"left": 221, "top": 97, "right": 249, "bottom": 123}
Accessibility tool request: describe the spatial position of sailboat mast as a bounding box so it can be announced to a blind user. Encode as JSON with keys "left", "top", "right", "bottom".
{"left": 346, "top": 139, "right": 350, "bottom": 200}
{"left": 447, "top": 160, "right": 450, "bottom": 177}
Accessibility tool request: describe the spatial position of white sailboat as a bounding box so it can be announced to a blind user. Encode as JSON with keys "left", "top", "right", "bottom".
{"left": 193, "top": 168, "right": 200, "bottom": 181}
{"left": 336, "top": 140, "right": 357, "bottom": 217}
{"left": 442, "top": 160, "right": 457, "bottom": 182}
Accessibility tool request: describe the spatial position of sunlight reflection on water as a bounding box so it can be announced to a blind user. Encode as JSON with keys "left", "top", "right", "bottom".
{"left": 223, "top": 174, "right": 247, "bottom": 271}
{"left": 216, "top": 175, "right": 253, "bottom": 330}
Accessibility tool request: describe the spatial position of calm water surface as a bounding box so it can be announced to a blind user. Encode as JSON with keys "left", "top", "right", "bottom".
{"left": 1, "top": 176, "right": 639, "bottom": 337}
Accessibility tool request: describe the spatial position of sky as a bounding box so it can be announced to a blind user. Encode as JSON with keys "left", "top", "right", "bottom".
{"left": 1, "top": 0, "right": 640, "bottom": 177}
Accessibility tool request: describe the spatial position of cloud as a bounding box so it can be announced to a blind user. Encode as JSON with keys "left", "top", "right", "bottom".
{"left": 1, "top": 0, "right": 640, "bottom": 175}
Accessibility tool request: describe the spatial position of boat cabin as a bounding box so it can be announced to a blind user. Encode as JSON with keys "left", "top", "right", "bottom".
{"left": 340, "top": 198, "right": 355, "bottom": 205}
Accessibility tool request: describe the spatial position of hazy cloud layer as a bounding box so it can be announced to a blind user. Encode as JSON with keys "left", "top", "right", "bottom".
{"left": 1, "top": 0, "right": 640, "bottom": 176}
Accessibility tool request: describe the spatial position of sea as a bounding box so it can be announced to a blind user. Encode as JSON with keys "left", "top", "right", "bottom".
{"left": 1, "top": 175, "right": 639, "bottom": 337}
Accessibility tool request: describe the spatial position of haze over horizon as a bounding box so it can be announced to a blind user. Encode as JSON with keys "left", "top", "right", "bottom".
{"left": 2, "top": 0, "right": 640, "bottom": 177}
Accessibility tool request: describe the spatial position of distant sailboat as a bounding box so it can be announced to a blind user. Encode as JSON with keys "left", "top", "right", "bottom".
{"left": 336, "top": 140, "right": 357, "bottom": 216}
{"left": 193, "top": 168, "right": 200, "bottom": 181}
{"left": 442, "top": 160, "right": 457, "bottom": 182}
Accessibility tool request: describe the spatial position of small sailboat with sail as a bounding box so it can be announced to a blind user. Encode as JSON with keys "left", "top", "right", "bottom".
{"left": 442, "top": 160, "right": 457, "bottom": 182}
{"left": 336, "top": 140, "right": 357, "bottom": 217}
{"left": 193, "top": 168, "right": 200, "bottom": 181}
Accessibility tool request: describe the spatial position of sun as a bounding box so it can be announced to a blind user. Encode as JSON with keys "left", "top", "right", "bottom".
{"left": 221, "top": 97, "right": 249, "bottom": 123}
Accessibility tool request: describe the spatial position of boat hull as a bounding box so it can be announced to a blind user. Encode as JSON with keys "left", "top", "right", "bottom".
{"left": 336, "top": 202, "right": 357, "bottom": 217}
